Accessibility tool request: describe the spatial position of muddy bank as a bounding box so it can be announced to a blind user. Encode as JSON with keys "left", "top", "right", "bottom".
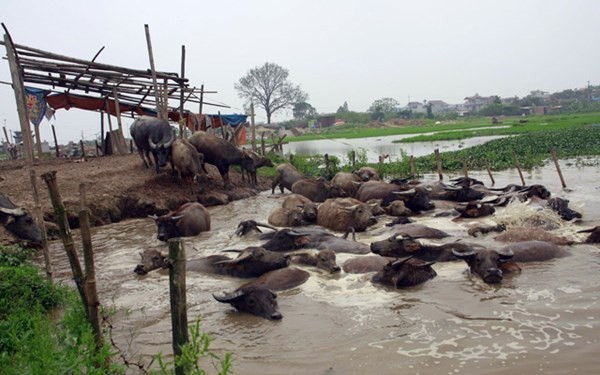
{"left": 0, "top": 154, "right": 273, "bottom": 244}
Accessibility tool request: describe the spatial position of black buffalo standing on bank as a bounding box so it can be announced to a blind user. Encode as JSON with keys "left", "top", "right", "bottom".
{"left": 149, "top": 202, "right": 211, "bottom": 242}
{"left": 188, "top": 131, "right": 254, "bottom": 190}
{"left": 130, "top": 116, "right": 175, "bottom": 174}
{"left": 0, "top": 192, "right": 42, "bottom": 246}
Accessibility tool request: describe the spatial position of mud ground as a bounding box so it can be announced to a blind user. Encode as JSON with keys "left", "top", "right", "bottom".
{"left": 0, "top": 154, "right": 273, "bottom": 245}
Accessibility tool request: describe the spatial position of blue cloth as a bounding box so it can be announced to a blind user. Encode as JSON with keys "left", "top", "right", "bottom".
{"left": 25, "top": 87, "right": 49, "bottom": 126}
{"left": 207, "top": 114, "right": 247, "bottom": 127}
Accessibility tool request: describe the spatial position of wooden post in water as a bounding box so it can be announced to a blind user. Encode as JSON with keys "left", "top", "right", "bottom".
{"left": 550, "top": 148, "right": 567, "bottom": 188}
{"left": 41, "top": 171, "right": 89, "bottom": 318}
{"left": 324, "top": 153, "right": 330, "bottom": 178}
{"left": 29, "top": 169, "right": 51, "bottom": 280}
{"left": 434, "top": 148, "right": 443, "bottom": 180}
{"left": 168, "top": 238, "right": 188, "bottom": 375}
{"left": 512, "top": 151, "right": 526, "bottom": 185}
{"left": 463, "top": 159, "right": 468, "bottom": 177}
{"left": 485, "top": 161, "right": 495, "bottom": 186}
{"left": 260, "top": 131, "right": 266, "bottom": 155}
{"left": 79, "top": 140, "right": 86, "bottom": 161}
{"left": 410, "top": 156, "right": 415, "bottom": 177}
{"left": 78, "top": 183, "right": 103, "bottom": 352}
{"left": 350, "top": 150, "right": 356, "bottom": 170}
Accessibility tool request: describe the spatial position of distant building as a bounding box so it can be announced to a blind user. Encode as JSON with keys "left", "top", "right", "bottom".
{"left": 428, "top": 100, "right": 449, "bottom": 115}
{"left": 529, "top": 90, "right": 550, "bottom": 99}
{"left": 405, "top": 101, "right": 426, "bottom": 113}
{"left": 316, "top": 115, "right": 336, "bottom": 128}
{"left": 463, "top": 94, "right": 496, "bottom": 113}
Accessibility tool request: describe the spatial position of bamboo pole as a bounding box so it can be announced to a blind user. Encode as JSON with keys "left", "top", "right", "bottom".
{"left": 79, "top": 183, "right": 103, "bottom": 351}
{"left": 410, "top": 156, "right": 415, "bottom": 177}
{"left": 52, "top": 124, "right": 59, "bottom": 158}
{"left": 512, "top": 151, "right": 526, "bottom": 185}
{"left": 29, "top": 169, "right": 51, "bottom": 280}
{"left": 144, "top": 24, "right": 163, "bottom": 119}
{"left": 179, "top": 45, "right": 185, "bottom": 137}
{"left": 485, "top": 161, "right": 495, "bottom": 186}
{"left": 197, "top": 84, "right": 204, "bottom": 132}
{"left": 168, "top": 238, "right": 188, "bottom": 375}
{"left": 79, "top": 140, "right": 86, "bottom": 161}
{"left": 550, "top": 148, "right": 567, "bottom": 188}
{"left": 34, "top": 123, "right": 43, "bottom": 158}
{"left": 4, "top": 32, "right": 35, "bottom": 162}
{"left": 3, "top": 125, "right": 9, "bottom": 144}
{"left": 100, "top": 113, "right": 104, "bottom": 155}
{"left": 163, "top": 78, "right": 169, "bottom": 120}
{"left": 41, "top": 171, "right": 89, "bottom": 318}
{"left": 112, "top": 87, "right": 123, "bottom": 133}
{"left": 250, "top": 102, "right": 256, "bottom": 152}
{"left": 103, "top": 99, "right": 116, "bottom": 155}
{"left": 351, "top": 150, "right": 356, "bottom": 169}
{"left": 260, "top": 132, "right": 266, "bottom": 155}
{"left": 434, "top": 148, "right": 443, "bottom": 180}
{"left": 463, "top": 159, "right": 468, "bottom": 177}
{"left": 324, "top": 154, "right": 330, "bottom": 178}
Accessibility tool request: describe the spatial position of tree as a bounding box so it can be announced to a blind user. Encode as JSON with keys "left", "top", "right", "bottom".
{"left": 337, "top": 101, "right": 349, "bottom": 114}
{"left": 293, "top": 102, "right": 317, "bottom": 119}
{"left": 235, "top": 62, "right": 308, "bottom": 124}
{"left": 367, "top": 97, "right": 400, "bottom": 114}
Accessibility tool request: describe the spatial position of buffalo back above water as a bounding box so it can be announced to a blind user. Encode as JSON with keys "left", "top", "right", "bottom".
{"left": 317, "top": 197, "right": 377, "bottom": 232}
{"left": 372, "top": 256, "right": 437, "bottom": 288}
{"left": 151, "top": 202, "right": 211, "bottom": 242}
{"left": 291, "top": 178, "right": 346, "bottom": 203}
{"left": 271, "top": 163, "right": 305, "bottom": 194}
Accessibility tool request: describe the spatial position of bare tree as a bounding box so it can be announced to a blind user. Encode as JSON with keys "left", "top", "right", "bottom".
{"left": 235, "top": 62, "right": 307, "bottom": 124}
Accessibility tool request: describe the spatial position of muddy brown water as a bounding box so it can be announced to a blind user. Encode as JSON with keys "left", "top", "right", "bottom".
{"left": 40, "top": 160, "right": 600, "bottom": 374}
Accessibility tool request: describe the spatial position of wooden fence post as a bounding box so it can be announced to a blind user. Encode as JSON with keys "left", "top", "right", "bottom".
{"left": 512, "top": 151, "right": 526, "bottom": 185}
{"left": 168, "top": 238, "right": 188, "bottom": 375}
{"left": 41, "top": 171, "right": 89, "bottom": 318}
{"left": 550, "top": 148, "right": 567, "bottom": 188}
{"left": 29, "top": 169, "right": 51, "bottom": 280}
{"left": 324, "top": 154, "right": 330, "bottom": 177}
{"left": 434, "top": 148, "right": 443, "bottom": 180}
{"left": 485, "top": 161, "right": 495, "bottom": 186}
{"left": 79, "top": 183, "right": 102, "bottom": 352}
{"left": 410, "top": 156, "right": 415, "bottom": 177}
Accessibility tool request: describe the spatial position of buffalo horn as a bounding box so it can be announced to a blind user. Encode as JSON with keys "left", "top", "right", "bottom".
{"left": 148, "top": 136, "right": 157, "bottom": 150}
{"left": 148, "top": 214, "right": 159, "bottom": 220}
{"left": 452, "top": 248, "right": 477, "bottom": 258}
{"left": 164, "top": 129, "right": 176, "bottom": 148}
{"left": 255, "top": 222, "right": 278, "bottom": 231}
{"left": 286, "top": 230, "right": 309, "bottom": 238}
{"left": 0, "top": 206, "right": 25, "bottom": 216}
{"left": 419, "top": 261, "right": 436, "bottom": 267}
{"left": 222, "top": 249, "right": 242, "bottom": 253}
{"left": 392, "top": 189, "right": 416, "bottom": 196}
{"left": 391, "top": 256, "right": 414, "bottom": 268}
{"left": 170, "top": 215, "right": 184, "bottom": 222}
{"left": 577, "top": 227, "right": 597, "bottom": 234}
{"left": 495, "top": 248, "right": 514, "bottom": 260}
{"left": 213, "top": 290, "right": 245, "bottom": 303}
{"left": 443, "top": 185, "right": 462, "bottom": 191}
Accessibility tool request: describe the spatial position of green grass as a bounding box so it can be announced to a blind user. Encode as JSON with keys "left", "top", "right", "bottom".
{"left": 283, "top": 112, "right": 600, "bottom": 143}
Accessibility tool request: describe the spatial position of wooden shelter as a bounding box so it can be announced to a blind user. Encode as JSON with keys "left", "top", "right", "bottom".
{"left": 1, "top": 23, "right": 225, "bottom": 159}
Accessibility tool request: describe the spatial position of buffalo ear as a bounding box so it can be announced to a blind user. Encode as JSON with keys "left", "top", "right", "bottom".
{"left": 170, "top": 215, "right": 185, "bottom": 223}
{"left": 5, "top": 215, "right": 15, "bottom": 225}
{"left": 148, "top": 214, "right": 159, "bottom": 221}
{"left": 213, "top": 290, "right": 245, "bottom": 303}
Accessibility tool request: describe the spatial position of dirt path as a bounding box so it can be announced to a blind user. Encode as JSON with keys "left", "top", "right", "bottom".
{"left": 0, "top": 154, "right": 273, "bottom": 244}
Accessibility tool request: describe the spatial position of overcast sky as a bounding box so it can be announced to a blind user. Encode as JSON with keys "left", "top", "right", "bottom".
{"left": 2, "top": 0, "right": 599, "bottom": 144}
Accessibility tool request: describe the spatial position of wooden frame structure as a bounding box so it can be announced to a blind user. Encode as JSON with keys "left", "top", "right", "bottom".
{"left": 1, "top": 23, "right": 224, "bottom": 159}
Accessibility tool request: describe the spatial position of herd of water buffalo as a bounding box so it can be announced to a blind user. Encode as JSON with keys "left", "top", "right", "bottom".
{"left": 2, "top": 116, "right": 599, "bottom": 321}
{"left": 123, "top": 116, "right": 600, "bottom": 320}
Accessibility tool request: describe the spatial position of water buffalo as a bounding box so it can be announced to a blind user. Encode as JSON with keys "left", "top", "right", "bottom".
{"left": 317, "top": 198, "right": 377, "bottom": 233}
{"left": 435, "top": 183, "right": 485, "bottom": 202}
{"left": 371, "top": 256, "right": 437, "bottom": 289}
{"left": 372, "top": 223, "right": 450, "bottom": 239}
{"left": 454, "top": 201, "right": 495, "bottom": 219}
{"left": 170, "top": 138, "right": 207, "bottom": 192}
{"left": 188, "top": 131, "right": 254, "bottom": 190}
{"left": 0, "top": 192, "right": 42, "bottom": 246}
{"left": 452, "top": 240, "right": 570, "bottom": 284}
{"left": 134, "top": 246, "right": 289, "bottom": 276}
{"left": 370, "top": 234, "right": 482, "bottom": 261}
{"left": 467, "top": 223, "right": 506, "bottom": 237}
{"left": 213, "top": 267, "right": 310, "bottom": 320}
{"left": 342, "top": 255, "right": 394, "bottom": 274}
{"left": 130, "top": 116, "right": 175, "bottom": 174}
{"left": 355, "top": 167, "right": 380, "bottom": 181}
{"left": 271, "top": 163, "right": 305, "bottom": 194}
{"left": 234, "top": 220, "right": 277, "bottom": 237}
{"left": 331, "top": 172, "right": 362, "bottom": 198}
{"left": 149, "top": 202, "right": 210, "bottom": 242}
{"left": 355, "top": 180, "right": 410, "bottom": 205}
{"left": 493, "top": 227, "right": 574, "bottom": 245}
{"left": 288, "top": 249, "right": 341, "bottom": 273}
{"left": 282, "top": 194, "right": 318, "bottom": 223}
{"left": 547, "top": 197, "right": 582, "bottom": 221}
{"left": 240, "top": 150, "right": 274, "bottom": 187}
{"left": 578, "top": 226, "right": 600, "bottom": 243}
{"left": 291, "top": 178, "right": 347, "bottom": 203}
{"left": 268, "top": 207, "right": 306, "bottom": 227}
{"left": 261, "top": 227, "right": 370, "bottom": 254}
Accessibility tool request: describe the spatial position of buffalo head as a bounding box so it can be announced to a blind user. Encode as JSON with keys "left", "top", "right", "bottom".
{"left": 0, "top": 205, "right": 42, "bottom": 246}
{"left": 148, "top": 129, "right": 175, "bottom": 170}
{"left": 262, "top": 229, "right": 311, "bottom": 252}
{"left": 372, "top": 256, "right": 437, "bottom": 288}
{"left": 370, "top": 234, "right": 423, "bottom": 258}
{"left": 213, "top": 286, "right": 282, "bottom": 320}
{"left": 452, "top": 248, "right": 514, "bottom": 284}
{"left": 219, "top": 247, "right": 290, "bottom": 277}
{"left": 150, "top": 213, "right": 183, "bottom": 242}
{"left": 134, "top": 248, "right": 167, "bottom": 275}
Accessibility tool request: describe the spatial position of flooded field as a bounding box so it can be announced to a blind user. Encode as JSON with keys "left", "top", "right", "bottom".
{"left": 41, "top": 160, "right": 600, "bottom": 374}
